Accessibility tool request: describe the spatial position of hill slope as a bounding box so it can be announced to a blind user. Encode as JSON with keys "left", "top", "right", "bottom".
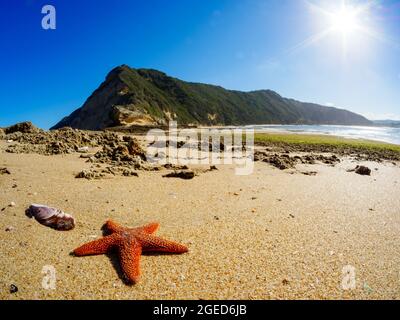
{"left": 52, "top": 65, "right": 371, "bottom": 130}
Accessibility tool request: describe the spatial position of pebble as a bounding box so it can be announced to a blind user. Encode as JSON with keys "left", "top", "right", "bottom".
{"left": 9, "top": 202, "right": 16, "bottom": 207}
{"left": 10, "top": 284, "right": 18, "bottom": 293}
{"left": 5, "top": 226, "right": 15, "bottom": 232}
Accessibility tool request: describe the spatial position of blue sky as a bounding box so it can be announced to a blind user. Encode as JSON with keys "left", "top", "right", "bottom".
{"left": 0, "top": 0, "right": 399, "bottom": 129}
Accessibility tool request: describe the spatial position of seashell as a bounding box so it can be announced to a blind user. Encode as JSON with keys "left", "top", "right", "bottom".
{"left": 25, "top": 204, "right": 75, "bottom": 231}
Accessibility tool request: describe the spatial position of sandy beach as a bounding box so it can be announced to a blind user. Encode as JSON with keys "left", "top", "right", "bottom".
{"left": 3, "top": 0, "right": 400, "bottom": 305}
{"left": 1, "top": 133, "right": 399, "bottom": 300}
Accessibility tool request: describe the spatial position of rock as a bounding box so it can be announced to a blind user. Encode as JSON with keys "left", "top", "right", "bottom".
{"left": 4, "top": 129, "right": 121, "bottom": 156}
{"left": 282, "top": 279, "right": 290, "bottom": 285}
{"left": 177, "top": 141, "right": 185, "bottom": 148}
{"left": 93, "top": 136, "right": 146, "bottom": 166}
{"left": 77, "top": 146, "right": 89, "bottom": 153}
{"left": 80, "top": 153, "right": 95, "bottom": 159}
{"left": 5, "top": 226, "right": 15, "bottom": 232}
{"left": 126, "top": 137, "right": 146, "bottom": 159}
{"left": 355, "top": 165, "right": 371, "bottom": 176}
{"left": 301, "top": 171, "right": 317, "bottom": 176}
{"left": 4, "top": 121, "right": 41, "bottom": 134}
{"left": 0, "top": 168, "right": 11, "bottom": 175}
{"left": 163, "top": 170, "right": 196, "bottom": 180}
{"left": 0, "top": 128, "right": 4, "bottom": 139}
{"left": 122, "top": 169, "right": 139, "bottom": 177}
{"left": 163, "top": 164, "right": 189, "bottom": 170}
{"left": 9, "top": 284, "right": 18, "bottom": 294}
{"left": 266, "top": 154, "right": 296, "bottom": 170}
{"left": 197, "top": 140, "right": 225, "bottom": 152}
{"left": 254, "top": 150, "right": 341, "bottom": 169}
{"left": 9, "top": 202, "right": 16, "bottom": 207}
{"left": 75, "top": 170, "right": 105, "bottom": 180}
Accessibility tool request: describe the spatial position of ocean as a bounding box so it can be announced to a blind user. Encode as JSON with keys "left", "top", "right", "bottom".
{"left": 241, "top": 124, "right": 400, "bottom": 145}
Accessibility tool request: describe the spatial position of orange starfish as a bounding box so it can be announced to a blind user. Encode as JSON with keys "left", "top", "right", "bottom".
{"left": 73, "top": 220, "right": 188, "bottom": 284}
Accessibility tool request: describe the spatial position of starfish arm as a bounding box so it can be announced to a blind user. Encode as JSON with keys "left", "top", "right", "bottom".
{"left": 135, "top": 222, "right": 160, "bottom": 234}
{"left": 103, "top": 220, "right": 124, "bottom": 233}
{"left": 141, "top": 234, "right": 189, "bottom": 253}
{"left": 118, "top": 238, "right": 142, "bottom": 284}
{"left": 73, "top": 233, "right": 121, "bottom": 256}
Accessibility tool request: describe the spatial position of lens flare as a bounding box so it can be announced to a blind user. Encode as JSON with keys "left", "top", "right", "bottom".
{"left": 331, "top": 7, "right": 359, "bottom": 34}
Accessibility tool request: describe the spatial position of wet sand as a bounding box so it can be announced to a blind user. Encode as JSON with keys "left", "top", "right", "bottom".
{"left": 1, "top": 141, "right": 399, "bottom": 299}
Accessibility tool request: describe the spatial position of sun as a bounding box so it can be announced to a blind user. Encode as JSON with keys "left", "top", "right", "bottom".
{"left": 298, "top": 0, "right": 375, "bottom": 57}
{"left": 331, "top": 7, "right": 359, "bottom": 34}
{"left": 282, "top": 1, "right": 398, "bottom": 60}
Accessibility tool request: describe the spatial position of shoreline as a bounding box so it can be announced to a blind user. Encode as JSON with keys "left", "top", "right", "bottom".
{"left": 198, "top": 124, "right": 400, "bottom": 146}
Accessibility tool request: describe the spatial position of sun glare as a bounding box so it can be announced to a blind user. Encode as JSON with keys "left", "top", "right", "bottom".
{"left": 297, "top": 0, "right": 381, "bottom": 58}
{"left": 279, "top": 1, "right": 398, "bottom": 61}
{"left": 331, "top": 7, "right": 359, "bottom": 34}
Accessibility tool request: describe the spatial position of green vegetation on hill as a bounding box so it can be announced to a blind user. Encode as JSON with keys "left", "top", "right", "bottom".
{"left": 52, "top": 65, "right": 372, "bottom": 130}
{"left": 254, "top": 133, "right": 400, "bottom": 160}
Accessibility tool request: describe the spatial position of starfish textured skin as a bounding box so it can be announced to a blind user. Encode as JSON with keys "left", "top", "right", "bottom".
{"left": 73, "top": 220, "right": 188, "bottom": 284}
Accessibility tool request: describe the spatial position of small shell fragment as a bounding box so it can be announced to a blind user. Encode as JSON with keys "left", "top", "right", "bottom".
{"left": 25, "top": 204, "right": 75, "bottom": 231}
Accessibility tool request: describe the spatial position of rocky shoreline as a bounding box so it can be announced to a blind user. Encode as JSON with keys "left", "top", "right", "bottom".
{"left": 1, "top": 122, "right": 399, "bottom": 180}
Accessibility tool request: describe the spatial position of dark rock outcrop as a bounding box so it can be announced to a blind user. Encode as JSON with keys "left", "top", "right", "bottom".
{"left": 4, "top": 121, "right": 41, "bottom": 134}
{"left": 355, "top": 165, "right": 372, "bottom": 176}
{"left": 163, "top": 170, "right": 196, "bottom": 180}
